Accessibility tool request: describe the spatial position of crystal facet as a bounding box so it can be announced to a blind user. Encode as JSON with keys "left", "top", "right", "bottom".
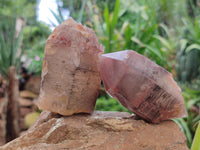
{"left": 99, "top": 50, "right": 187, "bottom": 123}
{"left": 37, "top": 18, "right": 104, "bottom": 115}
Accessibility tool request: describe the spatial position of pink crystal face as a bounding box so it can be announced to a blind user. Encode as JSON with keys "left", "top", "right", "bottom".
{"left": 99, "top": 50, "right": 187, "bottom": 123}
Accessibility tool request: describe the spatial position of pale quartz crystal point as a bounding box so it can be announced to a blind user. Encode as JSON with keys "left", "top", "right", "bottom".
{"left": 37, "top": 18, "right": 104, "bottom": 115}
{"left": 99, "top": 50, "right": 187, "bottom": 123}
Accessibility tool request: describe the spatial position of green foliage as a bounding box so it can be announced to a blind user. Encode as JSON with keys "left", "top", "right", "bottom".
{"left": 103, "top": 0, "right": 120, "bottom": 53}
{"left": 176, "top": 17, "right": 200, "bottom": 82}
{"left": 54, "top": 0, "right": 88, "bottom": 24}
{"left": 0, "top": 16, "right": 24, "bottom": 78}
{"left": 22, "top": 22, "right": 51, "bottom": 75}
{"left": 131, "top": 24, "right": 176, "bottom": 71}
{"left": 25, "top": 50, "right": 44, "bottom": 75}
{"left": 191, "top": 121, "right": 200, "bottom": 150}
{"left": 174, "top": 86, "right": 200, "bottom": 148}
{"left": 23, "top": 22, "right": 51, "bottom": 46}
{"left": 85, "top": 0, "right": 177, "bottom": 71}
{"left": 95, "top": 96, "right": 130, "bottom": 112}
{"left": 0, "top": 0, "right": 48, "bottom": 77}
{"left": 176, "top": 48, "right": 199, "bottom": 82}
{"left": 119, "top": 1, "right": 178, "bottom": 71}
{"left": 49, "top": 6, "right": 65, "bottom": 27}
{"left": 174, "top": 118, "right": 193, "bottom": 147}
{"left": 0, "top": 0, "right": 37, "bottom": 24}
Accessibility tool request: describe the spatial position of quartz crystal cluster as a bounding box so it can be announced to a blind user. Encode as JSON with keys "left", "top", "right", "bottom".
{"left": 37, "top": 18, "right": 187, "bottom": 123}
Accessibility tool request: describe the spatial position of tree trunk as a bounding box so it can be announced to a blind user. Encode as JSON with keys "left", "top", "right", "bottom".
{"left": 0, "top": 96, "right": 7, "bottom": 146}
{"left": 6, "top": 66, "right": 20, "bottom": 142}
{"left": 0, "top": 74, "right": 7, "bottom": 145}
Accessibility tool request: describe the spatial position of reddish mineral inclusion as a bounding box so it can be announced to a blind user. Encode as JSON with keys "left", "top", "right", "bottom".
{"left": 99, "top": 50, "right": 187, "bottom": 123}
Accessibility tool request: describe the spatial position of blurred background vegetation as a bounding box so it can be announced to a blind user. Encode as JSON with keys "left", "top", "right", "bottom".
{"left": 0, "top": 0, "right": 200, "bottom": 148}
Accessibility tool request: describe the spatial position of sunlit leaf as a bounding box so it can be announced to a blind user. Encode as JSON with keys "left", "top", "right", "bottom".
{"left": 153, "top": 35, "right": 171, "bottom": 50}
{"left": 49, "top": 8, "right": 64, "bottom": 25}
{"left": 173, "top": 118, "right": 192, "bottom": 146}
{"left": 179, "top": 39, "right": 188, "bottom": 52}
{"left": 191, "top": 122, "right": 200, "bottom": 150}
{"left": 103, "top": 5, "right": 110, "bottom": 36}
{"left": 145, "top": 45, "right": 163, "bottom": 60}
{"left": 159, "top": 23, "right": 170, "bottom": 37}
{"left": 131, "top": 37, "right": 145, "bottom": 47}
{"left": 185, "top": 44, "right": 200, "bottom": 52}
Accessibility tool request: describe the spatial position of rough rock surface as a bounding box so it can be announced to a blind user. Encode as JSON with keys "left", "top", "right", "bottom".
{"left": 19, "top": 90, "right": 39, "bottom": 132}
{"left": 19, "top": 91, "right": 37, "bottom": 99}
{"left": 24, "top": 76, "right": 41, "bottom": 94}
{"left": 99, "top": 50, "right": 187, "bottom": 123}
{"left": 0, "top": 111, "right": 188, "bottom": 150}
{"left": 37, "top": 18, "right": 104, "bottom": 116}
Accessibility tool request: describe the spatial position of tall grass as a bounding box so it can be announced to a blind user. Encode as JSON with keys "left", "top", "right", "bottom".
{"left": 103, "top": 0, "right": 120, "bottom": 53}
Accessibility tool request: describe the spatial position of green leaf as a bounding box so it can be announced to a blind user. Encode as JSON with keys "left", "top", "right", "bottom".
{"left": 111, "top": 0, "right": 120, "bottom": 29}
{"left": 49, "top": 8, "right": 64, "bottom": 25}
{"left": 13, "top": 27, "right": 23, "bottom": 66}
{"left": 131, "top": 37, "right": 145, "bottom": 47}
{"left": 58, "top": 6, "right": 64, "bottom": 22}
{"left": 193, "top": 115, "right": 200, "bottom": 123}
{"left": 0, "top": 30, "right": 9, "bottom": 62}
{"left": 143, "top": 44, "right": 163, "bottom": 60}
{"left": 185, "top": 44, "right": 200, "bottom": 52}
{"left": 159, "top": 23, "right": 170, "bottom": 37}
{"left": 187, "top": 99, "right": 200, "bottom": 109}
{"left": 0, "top": 16, "right": 24, "bottom": 77}
{"left": 179, "top": 39, "right": 188, "bottom": 52}
{"left": 103, "top": 5, "right": 110, "bottom": 36}
{"left": 174, "top": 118, "right": 192, "bottom": 146}
{"left": 191, "top": 122, "right": 200, "bottom": 150}
{"left": 153, "top": 35, "right": 171, "bottom": 50}
{"left": 184, "top": 87, "right": 200, "bottom": 95}
{"left": 78, "top": 0, "right": 86, "bottom": 22}
{"left": 48, "top": 19, "right": 57, "bottom": 27}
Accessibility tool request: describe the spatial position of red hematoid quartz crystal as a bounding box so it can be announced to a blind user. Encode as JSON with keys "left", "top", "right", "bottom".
{"left": 37, "top": 18, "right": 104, "bottom": 115}
{"left": 99, "top": 50, "right": 187, "bottom": 123}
